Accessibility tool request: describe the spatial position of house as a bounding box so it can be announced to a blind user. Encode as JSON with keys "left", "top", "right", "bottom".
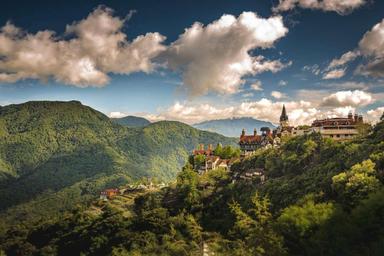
{"left": 100, "top": 188, "right": 119, "bottom": 200}
{"left": 206, "top": 155, "right": 220, "bottom": 170}
{"left": 217, "top": 159, "right": 229, "bottom": 170}
{"left": 234, "top": 168, "right": 266, "bottom": 183}
{"left": 239, "top": 127, "right": 274, "bottom": 155}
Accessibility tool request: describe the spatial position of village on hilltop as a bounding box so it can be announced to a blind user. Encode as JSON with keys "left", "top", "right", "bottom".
{"left": 190, "top": 105, "right": 370, "bottom": 181}
{"left": 100, "top": 105, "right": 372, "bottom": 200}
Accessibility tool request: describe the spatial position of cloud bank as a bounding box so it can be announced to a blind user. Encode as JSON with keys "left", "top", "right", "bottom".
{"left": 0, "top": 7, "right": 166, "bottom": 86}
{"left": 273, "top": 0, "right": 367, "bottom": 15}
{"left": 0, "top": 8, "right": 291, "bottom": 96}
{"left": 321, "top": 90, "right": 373, "bottom": 107}
{"left": 140, "top": 99, "right": 317, "bottom": 125}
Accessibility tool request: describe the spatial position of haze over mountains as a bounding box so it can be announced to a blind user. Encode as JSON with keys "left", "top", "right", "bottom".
{"left": 0, "top": 101, "right": 236, "bottom": 231}
{"left": 193, "top": 117, "right": 276, "bottom": 137}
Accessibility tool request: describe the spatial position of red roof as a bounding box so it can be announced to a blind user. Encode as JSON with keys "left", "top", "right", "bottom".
{"left": 239, "top": 135, "right": 262, "bottom": 143}
{"left": 312, "top": 117, "right": 358, "bottom": 127}
{"left": 193, "top": 149, "right": 212, "bottom": 156}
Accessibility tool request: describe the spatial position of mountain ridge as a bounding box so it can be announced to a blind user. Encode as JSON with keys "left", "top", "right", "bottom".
{"left": 193, "top": 117, "right": 276, "bottom": 137}
{"left": 0, "top": 100, "right": 237, "bottom": 232}
{"left": 111, "top": 115, "right": 151, "bottom": 127}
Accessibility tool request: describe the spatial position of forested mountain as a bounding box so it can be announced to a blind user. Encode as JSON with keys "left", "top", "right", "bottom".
{"left": 193, "top": 117, "right": 276, "bottom": 137}
{"left": 0, "top": 101, "right": 236, "bottom": 233}
{"left": 2, "top": 117, "right": 383, "bottom": 255}
{"left": 111, "top": 116, "right": 151, "bottom": 127}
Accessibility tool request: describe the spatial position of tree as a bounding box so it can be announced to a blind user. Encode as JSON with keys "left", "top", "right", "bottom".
{"left": 214, "top": 143, "right": 223, "bottom": 156}
{"left": 332, "top": 159, "right": 381, "bottom": 207}
{"left": 381, "top": 112, "right": 384, "bottom": 121}
{"left": 176, "top": 165, "right": 201, "bottom": 211}
{"left": 277, "top": 194, "right": 335, "bottom": 254}
{"left": 193, "top": 154, "right": 206, "bottom": 169}
{"left": 226, "top": 193, "right": 285, "bottom": 256}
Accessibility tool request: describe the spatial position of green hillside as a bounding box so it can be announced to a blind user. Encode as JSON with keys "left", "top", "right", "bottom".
{"left": 0, "top": 101, "right": 236, "bottom": 232}
{"left": 111, "top": 115, "right": 151, "bottom": 127}
{"left": 2, "top": 118, "right": 383, "bottom": 255}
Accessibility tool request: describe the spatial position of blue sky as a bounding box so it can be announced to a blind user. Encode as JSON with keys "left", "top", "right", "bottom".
{"left": 1, "top": 0, "right": 384, "bottom": 125}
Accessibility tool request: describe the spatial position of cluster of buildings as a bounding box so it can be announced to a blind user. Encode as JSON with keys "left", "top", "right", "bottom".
{"left": 190, "top": 105, "right": 366, "bottom": 179}
{"left": 239, "top": 105, "right": 366, "bottom": 155}
{"left": 99, "top": 183, "right": 167, "bottom": 201}
{"left": 192, "top": 144, "right": 238, "bottom": 174}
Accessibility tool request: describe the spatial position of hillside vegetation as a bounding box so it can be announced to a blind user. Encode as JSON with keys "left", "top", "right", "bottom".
{"left": 1, "top": 114, "right": 384, "bottom": 255}
{"left": 111, "top": 116, "right": 151, "bottom": 127}
{"left": 0, "top": 101, "right": 236, "bottom": 233}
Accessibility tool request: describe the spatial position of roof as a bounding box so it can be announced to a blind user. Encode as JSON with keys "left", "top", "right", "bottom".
{"left": 206, "top": 155, "right": 220, "bottom": 162}
{"left": 312, "top": 117, "right": 359, "bottom": 127}
{"left": 280, "top": 104, "right": 288, "bottom": 122}
{"left": 193, "top": 149, "right": 212, "bottom": 156}
{"left": 217, "top": 159, "right": 228, "bottom": 165}
{"left": 239, "top": 135, "right": 262, "bottom": 143}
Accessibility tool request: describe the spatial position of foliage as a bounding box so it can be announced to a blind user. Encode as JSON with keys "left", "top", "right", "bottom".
{"left": 1, "top": 104, "right": 384, "bottom": 255}
{"left": 277, "top": 194, "right": 335, "bottom": 254}
{"left": 332, "top": 159, "right": 381, "bottom": 207}
{"left": 111, "top": 115, "right": 150, "bottom": 127}
{"left": 213, "top": 144, "right": 240, "bottom": 159}
{"left": 213, "top": 193, "right": 285, "bottom": 256}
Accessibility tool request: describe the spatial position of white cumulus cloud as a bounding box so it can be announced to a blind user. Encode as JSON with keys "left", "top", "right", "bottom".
{"left": 271, "top": 91, "right": 287, "bottom": 99}
{"left": 327, "top": 50, "right": 360, "bottom": 70}
{"left": 321, "top": 90, "right": 373, "bottom": 107}
{"left": 0, "top": 6, "right": 166, "bottom": 86}
{"left": 273, "top": 0, "right": 367, "bottom": 15}
{"left": 323, "top": 68, "right": 346, "bottom": 79}
{"left": 356, "top": 19, "right": 384, "bottom": 77}
{"left": 367, "top": 106, "right": 384, "bottom": 121}
{"left": 109, "top": 111, "right": 128, "bottom": 118}
{"left": 162, "top": 12, "right": 289, "bottom": 96}
{"left": 250, "top": 80, "right": 263, "bottom": 91}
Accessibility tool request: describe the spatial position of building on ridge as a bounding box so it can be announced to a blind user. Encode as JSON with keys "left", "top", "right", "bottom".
{"left": 192, "top": 144, "right": 213, "bottom": 156}
{"left": 239, "top": 127, "right": 274, "bottom": 155}
{"left": 310, "top": 112, "right": 364, "bottom": 140}
{"left": 274, "top": 104, "right": 294, "bottom": 139}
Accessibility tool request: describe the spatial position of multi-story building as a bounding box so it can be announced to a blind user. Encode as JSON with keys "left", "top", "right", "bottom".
{"left": 239, "top": 127, "right": 274, "bottom": 155}
{"left": 311, "top": 112, "right": 363, "bottom": 140}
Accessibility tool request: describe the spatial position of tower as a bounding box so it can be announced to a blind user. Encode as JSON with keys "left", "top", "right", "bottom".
{"left": 279, "top": 104, "right": 289, "bottom": 127}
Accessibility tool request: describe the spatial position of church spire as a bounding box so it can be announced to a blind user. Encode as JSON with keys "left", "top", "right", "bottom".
{"left": 280, "top": 104, "right": 288, "bottom": 122}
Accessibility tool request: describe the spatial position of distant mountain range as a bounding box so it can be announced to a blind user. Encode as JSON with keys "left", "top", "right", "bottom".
{"left": 193, "top": 117, "right": 276, "bottom": 137}
{"left": 111, "top": 115, "right": 151, "bottom": 127}
{"left": 0, "top": 101, "right": 236, "bottom": 232}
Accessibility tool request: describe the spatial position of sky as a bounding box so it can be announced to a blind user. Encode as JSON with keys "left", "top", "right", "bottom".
{"left": 1, "top": 0, "right": 384, "bottom": 125}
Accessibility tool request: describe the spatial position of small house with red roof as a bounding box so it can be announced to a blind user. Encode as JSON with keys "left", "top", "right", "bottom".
{"left": 100, "top": 188, "right": 119, "bottom": 200}
{"left": 192, "top": 144, "right": 213, "bottom": 156}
